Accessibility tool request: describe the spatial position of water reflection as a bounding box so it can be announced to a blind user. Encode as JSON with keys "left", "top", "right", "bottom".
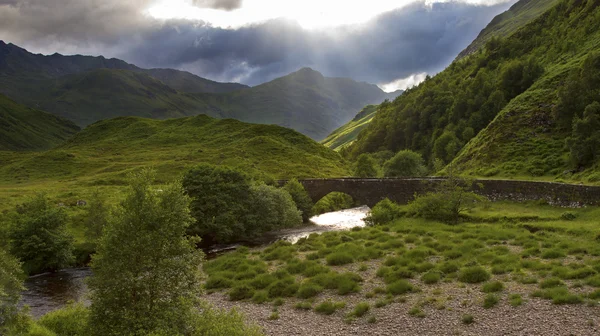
{"left": 21, "top": 268, "right": 92, "bottom": 318}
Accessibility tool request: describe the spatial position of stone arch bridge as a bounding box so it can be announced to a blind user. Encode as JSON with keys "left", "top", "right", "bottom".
{"left": 278, "top": 178, "right": 600, "bottom": 207}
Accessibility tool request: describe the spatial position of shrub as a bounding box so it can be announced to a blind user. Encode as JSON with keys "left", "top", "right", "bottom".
{"left": 282, "top": 179, "right": 314, "bottom": 222}
{"left": 37, "top": 303, "right": 89, "bottom": 336}
{"left": 483, "top": 294, "right": 499, "bottom": 308}
{"left": 229, "top": 284, "right": 255, "bottom": 301}
{"left": 314, "top": 301, "right": 346, "bottom": 315}
{"left": 294, "top": 302, "right": 312, "bottom": 310}
{"left": 349, "top": 302, "right": 370, "bottom": 318}
{"left": 251, "top": 291, "right": 269, "bottom": 304}
{"left": 458, "top": 267, "right": 490, "bottom": 284}
{"left": 383, "top": 150, "right": 427, "bottom": 177}
{"left": 326, "top": 252, "right": 354, "bottom": 266}
{"left": 421, "top": 271, "right": 441, "bottom": 284}
{"left": 408, "top": 306, "right": 425, "bottom": 318}
{"left": 205, "top": 276, "right": 234, "bottom": 290}
{"left": 539, "top": 278, "right": 565, "bottom": 289}
{"left": 353, "top": 154, "right": 379, "bottom": 178}
{"left": 191, "top": 305, "right": 263, "bottom": 336}
{"left": 365, "top": 199, "right": 405, "bottom": 226}
{"left": 249, "top": 274, "right": 277, "bottom": 290}
{"left": 532, "top": 287, "right": 583, "bottom": 304}
{"left": 9, "top": 194, "right": 74, "bottom": 274}
{"left": 509, "top": 294, "right": 523, "bottom": 307}
{"left": 296, "top": 283, "right": 323, "bottom": 299}
{"left": 541, "top": 249, "right": 566, "bottom": 259}
{"left": 387, "top": 280, "right": 415, "bottom": 295}
{"left": 312, "top": 192, "right": 354, "bottom": 215}
{"left": 462, "top": 314, "right": 474, "bottom": 324}
{"left": 482, "top": 281, "right": 504, "bottom": 293}
{"left": 560, "top": 212, "right": 577, "bottom": 221}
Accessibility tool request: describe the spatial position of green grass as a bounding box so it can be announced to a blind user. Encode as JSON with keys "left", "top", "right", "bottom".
{"left": 0, "top": 94, "right": 79, "bottom": 151}
{"left": 314, "top": 300, "right": 346, "bottom": 315}
{"left": 0, "top": 114, "right": 349, "bottom": 213}
{"left": 321, "top": 105, "right": 379, "bottom": 151}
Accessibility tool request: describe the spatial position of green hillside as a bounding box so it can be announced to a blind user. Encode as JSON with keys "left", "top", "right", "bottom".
{"left": 0, "top": 94, "right": 79, "bottom": 151}
{"left": 321, "top": 105, "right": 379, "bottom": 151}
{"left": 456, "top": 0, "right": 561, "bottom": 59}
{"left": 348, "top": 0, "right": 600, "bottom": 183}
{"left": 0, "top": 115, "right": 349, "bottom": 207}
{"left": 0, "top": 43, "right": 398, "bottom": 140}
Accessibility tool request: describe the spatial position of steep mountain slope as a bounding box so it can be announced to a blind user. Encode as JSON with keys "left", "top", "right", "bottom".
{"left": 349, "top": 0, "right": 600, "bottom": 182}
{"left": 0, "top": 94, "right": 79, "bottom": 151}
{"left": 456, "top": 0, "right": 561, "bottom": 59}
{"left": 196, "top": 68, "right": 400, "bottom": 139}
{"left": 322, "top": 105, "right": 379, "bottom": 151}
{"left": 0, "top": 41, "right": 246, "bottom": 95}
{"left": 0, "top": 114, "right": 349, "bottom": 187}
{"left": 0, "top": 42, "right": 398, "bottom": 139}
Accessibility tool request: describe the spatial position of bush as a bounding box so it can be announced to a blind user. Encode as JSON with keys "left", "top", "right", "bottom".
{"left": 532, "top": 287, "right": 583, "bottom": 305}
{"left": 386, "top": 280, "right": 415, "bottom": 295}
{"left": 482, "top": 281, "right": 504, "bottom": 293}
{"left": 541, "top": 249, "right": 566, "bottom": 259}
{"left": 229, "top": 284, "right": 255, "bottom": 301}
{"left": 509, "top": 294, "right": 523, "bottom": 307}
{"left": 408, "top": 306, "right": 425, "bottom": 318}
{"left": 9, "top": 194, "right": 74, "bottom": 275}
{"left": 314, "top": 301, "right": 346, "bottom": 315}
{"left": 462, "top": 314, "right": 474, "bottom": 324}
{"left": 383, "top": 150, "right": 427, "bottom": 177}
{"left": 560, "top": 212, "right": 577, "bottom": 221}
{"left": 205, "top": 276, "right": 234, "bottom": 290}
{"left": 37, "top": 303, "right": 89, "bottom": 336}
{"left": 190, "top": 305, "right": 263, "bottom": 336}
{"left": 312, "top": 192, "right": 354, "bottom": 215}
{"left": 296, "top": 283, "right": 323, "bottom": 299}
{"left": 458, "top": 266, "right": 490, "bottom": 284}
{"left": 251, "top": 291, "right": 269, "bottom": 304}
{"left": 349, "top": 302, "right": 370, "bottom": 318}
{"left": 353, "top": 154, "right": 379, "bottom": 178}
{"left": 539, "top": 278, "right": 564, "bottom": 289}
{"left": 326, "top": 252, "right": 354, "bottom": 266}
{"left": 483, "top": 294, "right": 499, "bottom": 308}
{"left": 268, "top": 280, "right": 298, "bottom": 298}
{"left": 282, "top": 179, "right": 314, "bottom": 222}
{"left": 421, "top": 271, "right": 441, "bottom": 284}
{"left": 365, "top": 199, "right": 405, "bottom": 226}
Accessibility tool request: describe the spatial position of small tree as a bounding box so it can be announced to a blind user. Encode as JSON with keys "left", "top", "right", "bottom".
{"left": 353, "top": 154, "right": 378, "bottom": 178}
{"left": 567, "top": 101, "right": 600, "bottom": 168}
{"left": 249, "top": 184, "right": 302, "bottom": 232}
{"left": 9, "top": 194, "right": 74, "bottom": 274}
{"left": 0, "top": 249, "right": 24, "bottom": 333}
{"left": 383, "top": 150, "right": 427, "bottom": 177}
{"left": 182, "top": 164, "right": 253, "bottom": 244}
{"left": 88, "top": 169, "right": 203, "bottom": 336}
{"left": 282, "top": 179, "right": 314, "bottom": 222}
{"left": 84, "top": 190, "right": 110, "bottom": 243}
{"left": 407, "top": 175, "right": 486, "bottom": 224}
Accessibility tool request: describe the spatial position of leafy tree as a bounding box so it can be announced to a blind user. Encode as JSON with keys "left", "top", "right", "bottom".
{"left": 88, "top": 169, "right": 204, "bottom": 336}
{"left": 353, "top": 154, "right": 378, "bottom": 178}
{"left": 282, "top": 179, "right": 314, "bottom": 222}
{"left": 407, "top": 176, "right": 486, "bottom": 224}
{"left": 433, "top": 131, "right": 462, "bottom": 164}
{"left": 383, "top": 150, "right": 427, "bottom": 177}
{"left": 500, "top": 58, "right": 544, "bottom": 99}
{"left": 182, "top": 164, "right": 253, "bottom": 244}
{"left": 84, "top": 190, "right": 110, "bottom": 243}
{"left": 249, "top": 184, "right": 301, "bottom": 231}
{"left": 567, "top": 101, "right": 600, "bottom": 167}
{"left": 9, "top": 194, "right": 74, "bottom": 274}
{"left": 0, "top": 249, "right": 24, "bottom": 333}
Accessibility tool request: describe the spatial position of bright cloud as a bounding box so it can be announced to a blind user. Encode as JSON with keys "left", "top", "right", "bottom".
{"left": 380, "top": 72, "right": 428, "bottom": 92}
{"left": 146, "top": 0, "right": 512, "bottom": 29}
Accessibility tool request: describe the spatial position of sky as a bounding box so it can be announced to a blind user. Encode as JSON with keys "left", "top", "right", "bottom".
{"left": 0, "top": 0, "right": 516, "bottom": 91}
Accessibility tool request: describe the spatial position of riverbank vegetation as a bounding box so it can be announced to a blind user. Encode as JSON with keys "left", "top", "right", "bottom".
{"left": 201, "top": 197, "right": 600, "bottom": 327}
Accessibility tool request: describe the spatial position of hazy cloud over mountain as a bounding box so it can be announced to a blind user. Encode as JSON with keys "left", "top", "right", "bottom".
{"left": 0, "top": 0, "right": 515, "bottom": 89}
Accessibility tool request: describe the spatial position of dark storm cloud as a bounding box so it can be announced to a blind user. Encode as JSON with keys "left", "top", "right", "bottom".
{"left": 192, "top": 0, "right": 242, "bottom": 11}
{"left": 120, "top": 1, "right": 514, "bottom": 85}
{"left": 0, "top": 0, "right": 515, "bottom": 86}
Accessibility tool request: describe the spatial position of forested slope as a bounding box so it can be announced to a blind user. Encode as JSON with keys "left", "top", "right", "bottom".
{"left": 348, "top": 0, "right": 600, "bottom": 182}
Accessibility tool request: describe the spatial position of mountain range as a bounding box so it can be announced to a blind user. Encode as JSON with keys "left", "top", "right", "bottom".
{"left": 0, "top": 41, "right": 399, "bottom": 141}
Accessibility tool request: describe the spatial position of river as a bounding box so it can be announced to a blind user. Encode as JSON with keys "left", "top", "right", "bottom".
{"left": 20, "top": 206, "right": 370, "bottom": 318}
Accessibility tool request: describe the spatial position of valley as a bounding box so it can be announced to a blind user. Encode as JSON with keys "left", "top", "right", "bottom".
{"left": 1, "top": 0, "right": 599, "bottom": 335}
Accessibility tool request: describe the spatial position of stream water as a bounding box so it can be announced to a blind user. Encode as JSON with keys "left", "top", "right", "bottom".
{"left": 20, "top": 206, "right": 370, "bottom": 318}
